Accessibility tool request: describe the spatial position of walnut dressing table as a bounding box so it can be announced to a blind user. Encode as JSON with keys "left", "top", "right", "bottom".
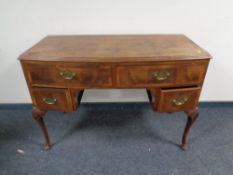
{"left": 19, "top": 35, "right": 211, "bottom": 150}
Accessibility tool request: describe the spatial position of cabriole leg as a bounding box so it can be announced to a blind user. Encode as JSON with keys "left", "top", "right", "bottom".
{"left": 32, "top": 107, "right": 51, "bottom": 150}
{"left": 181, "top": 107, "right": 199, "bottom": 150}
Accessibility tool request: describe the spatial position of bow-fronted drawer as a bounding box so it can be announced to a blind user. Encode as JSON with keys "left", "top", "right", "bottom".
{"left": 22, "top": 62, "right": 112, "bottom": 88}
{"left": 116, "top": 61, "right": 208, "bottom": 87}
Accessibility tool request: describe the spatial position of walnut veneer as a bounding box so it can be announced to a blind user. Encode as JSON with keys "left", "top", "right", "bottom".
{"left": 19, "top": 35, "right": 211, "bottom": 150}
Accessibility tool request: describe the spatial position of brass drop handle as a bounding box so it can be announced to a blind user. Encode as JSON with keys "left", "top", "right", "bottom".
{"left": 153, "top": 70, "right": 170, "bottom": 81}
{"left": 60, "top": 70, "right": 76, "bottom": 80}
{"left": 172, "top": 97, "right": 188, "bottom": 106}
{"left": 42, "top": 97, "right": 57, "bottom": 105}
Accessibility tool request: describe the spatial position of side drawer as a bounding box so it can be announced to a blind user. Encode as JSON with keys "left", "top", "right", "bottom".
{"left": 23, "top": 62, "right": 112, "bottom": 88}
{"left": 155, "top": 87, "right": 201, "bottom": 112}
{"left": 31, "top": 88, "right": 73, "bottom": 112}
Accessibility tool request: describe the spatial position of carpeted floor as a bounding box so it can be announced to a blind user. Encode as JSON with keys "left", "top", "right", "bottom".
{"left": 0, "top": 103, "right": 233, "bottom": 175}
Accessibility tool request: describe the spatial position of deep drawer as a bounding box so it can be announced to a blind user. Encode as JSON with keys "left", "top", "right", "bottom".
{"left": 155, "top": 87, "right": 201, "bottom": 112}
{"left": 31, "top": 88, "right": 73, "bottom": 112}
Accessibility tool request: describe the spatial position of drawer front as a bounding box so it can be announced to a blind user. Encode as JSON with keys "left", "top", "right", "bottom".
{"left": 58, "top": 63, "right": 112, "bottom": 87}
{"left": 177, "top": 62, "right": 208, "bottom": 85}
{"left": 116, "top": 65, "right": 177, "bottom": 87}
{"left": 31, "top": 88, "right": 73, "bottom": 112}
{"left": 24, "top": 62, "right": 112, "bottom": 87}
{"left": 116, "top": 61, "right": 208, "bottom": 87}
{"left": 156, "top": 87, "right": 201, "bottom": 112}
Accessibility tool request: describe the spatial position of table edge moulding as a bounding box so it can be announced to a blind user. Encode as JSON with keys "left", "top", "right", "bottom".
{"left": 19, "top": 35, "right": 211, "bottom": 151}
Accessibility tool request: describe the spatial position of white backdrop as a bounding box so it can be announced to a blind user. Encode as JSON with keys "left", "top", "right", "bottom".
{"left": 0, "top": 0, "right": 233, "bottom": 103}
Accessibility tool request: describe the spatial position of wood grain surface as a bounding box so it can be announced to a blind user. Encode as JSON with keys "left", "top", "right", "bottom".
{"left": 19, "top": 35, "right": 211, "bottom": 62}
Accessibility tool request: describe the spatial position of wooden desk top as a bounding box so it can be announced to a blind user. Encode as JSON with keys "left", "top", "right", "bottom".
{"left": 19, "top": 35, "right": 211, "bottom": 62}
